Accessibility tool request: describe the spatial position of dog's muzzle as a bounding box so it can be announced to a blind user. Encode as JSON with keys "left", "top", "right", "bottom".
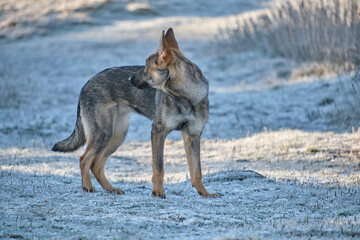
{"left": 129, "top": 74, "right": 139, "bottom": 87}
{"left": 129, "top": 74, "right": 151, "bottom": 89}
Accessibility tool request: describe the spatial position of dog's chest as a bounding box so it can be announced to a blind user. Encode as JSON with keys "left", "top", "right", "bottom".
{"left": 158, "top": 94, "right": 198, "bottom": 131}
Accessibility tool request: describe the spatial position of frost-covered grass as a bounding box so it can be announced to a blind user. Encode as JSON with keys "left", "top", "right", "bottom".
{"left": 1, "top": 170, "right": 359, "bottom": 239}
{"left": 0, "top": 64, "right": 20, "bottom": 108}
{"left": 1, "top": 130, "right": 360, "bottom": 239}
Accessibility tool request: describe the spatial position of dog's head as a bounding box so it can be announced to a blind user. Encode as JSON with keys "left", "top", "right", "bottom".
{"left": 130, "top": 28, "right": 179, "bottom": 89}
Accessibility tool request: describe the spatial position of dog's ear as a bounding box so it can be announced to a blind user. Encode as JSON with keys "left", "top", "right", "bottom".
{"left": 157, "top": 30, "right": 173, "bottom": 65}
{"left": 158, "top": 30, "right": 168, "bottom": 58}
{"left": 165, "top": 28, "right": 179, "bottom": 50}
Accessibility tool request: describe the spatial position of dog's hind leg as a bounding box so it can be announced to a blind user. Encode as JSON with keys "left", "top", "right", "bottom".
{"left": 182, "top": 132, "right": 219, "bottom": 198}
{"left": 90, "top": 110, "right": 130, "bottom": 194}
{"left": 80, "top": 104, "right": 115, "bottom": 193}
{"left": 80, "top": 141, "right": 97, "bottom": 192}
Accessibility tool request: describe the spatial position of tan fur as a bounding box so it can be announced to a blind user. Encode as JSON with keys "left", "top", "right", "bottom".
{"left": 79, "top": 141, "right": 96, "bottom": 192}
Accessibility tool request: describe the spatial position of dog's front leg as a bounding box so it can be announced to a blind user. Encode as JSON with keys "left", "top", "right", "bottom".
{"left": 151, "top": 122, "right": 167, "bottom": 198}
{"left": 182, "top": 132, "right": 219, "bottom": 198}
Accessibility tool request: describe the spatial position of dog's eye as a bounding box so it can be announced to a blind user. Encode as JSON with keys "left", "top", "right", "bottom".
{"left": 154, "top": 55, "right": 158, "bottom": 65}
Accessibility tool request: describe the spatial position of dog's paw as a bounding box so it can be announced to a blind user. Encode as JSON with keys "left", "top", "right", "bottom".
{"left": 198, "top": 191, "right": 220, "bottom": 198}
{"left": 82, "top": 186, "right": 95, "bottom": 192}
{"left": 108, "top": 188, "right": 125, "bottom": 195}
{"left": 152, "top": 191, "right": 166, "bottom": 199}
{"left": 207, "top": 193, "right": 220, "bottom": 198}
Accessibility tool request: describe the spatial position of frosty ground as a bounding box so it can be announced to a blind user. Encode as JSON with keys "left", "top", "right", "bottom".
{"left": 1, "top": 0, "right": 360, "bottom": 239}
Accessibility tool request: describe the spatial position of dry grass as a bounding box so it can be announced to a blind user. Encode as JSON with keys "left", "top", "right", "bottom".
{"left": 218, "top": 0, "right": 360, "bottom": 72}
{"left": 330, "top": 68, "right": 360, "bottom": 129}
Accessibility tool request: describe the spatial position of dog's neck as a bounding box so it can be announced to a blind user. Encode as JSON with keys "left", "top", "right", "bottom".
{"left": 162, "top": 50, "right": 209, "bottom": 107}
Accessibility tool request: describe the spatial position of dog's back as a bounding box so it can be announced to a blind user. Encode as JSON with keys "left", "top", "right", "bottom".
{"left": 81, "top": 66, "right": 156, "bottom": 120}
{"left": 53, "top": 66, "right": 156, "bottom": 152}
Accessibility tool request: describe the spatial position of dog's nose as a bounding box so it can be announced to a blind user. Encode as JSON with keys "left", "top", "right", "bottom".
{"left": 128, "top": 74, "right": 135, "bottom": 82}
{"left": 129, "top": 74, "right": 140, "bottom": 87}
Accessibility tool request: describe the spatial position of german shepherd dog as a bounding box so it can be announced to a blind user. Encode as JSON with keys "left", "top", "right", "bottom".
{"left": 52, "top": 28, "right": 218, "bottom": 198}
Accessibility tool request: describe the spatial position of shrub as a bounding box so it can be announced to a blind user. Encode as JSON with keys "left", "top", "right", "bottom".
{"left": 218, "top": 0, "right": 360, "bottom": 72}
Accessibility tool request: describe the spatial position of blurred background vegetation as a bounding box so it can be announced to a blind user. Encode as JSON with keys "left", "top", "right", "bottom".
{"left": 218, "top": 0, "right": 359, "bottom": 72}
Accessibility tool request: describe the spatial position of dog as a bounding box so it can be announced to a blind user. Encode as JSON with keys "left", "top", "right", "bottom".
{"left": 52, "top": 28, "right": 218, "bottom": 198}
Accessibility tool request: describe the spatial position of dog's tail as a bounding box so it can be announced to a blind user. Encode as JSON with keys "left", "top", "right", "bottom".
{"left": 52, "top": 103, "right": 86, "bottom": 152}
